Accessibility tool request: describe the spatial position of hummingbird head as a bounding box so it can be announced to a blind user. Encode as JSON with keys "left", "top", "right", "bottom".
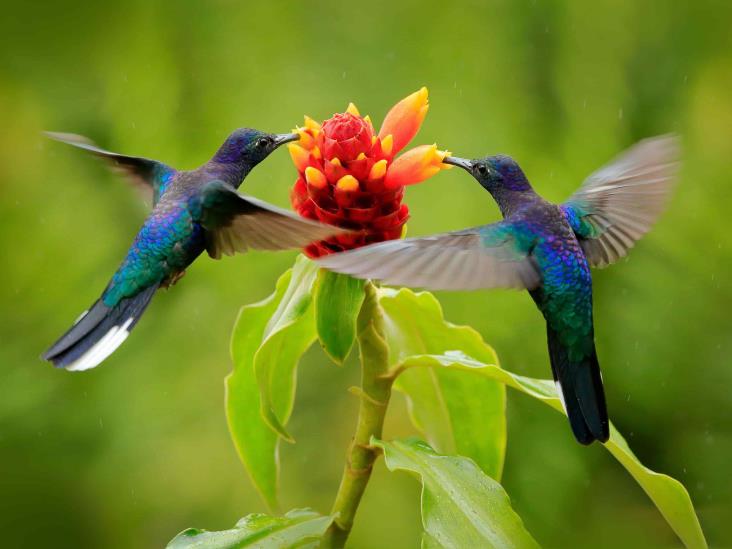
{"left": 444, "top": 154, "right": 532, "bottom": 193}
{"left": 213, "top": 128, "right": 299, "bottom": 168}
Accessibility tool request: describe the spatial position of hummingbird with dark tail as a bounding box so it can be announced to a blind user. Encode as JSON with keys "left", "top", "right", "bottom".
{"left": 318, "top": 136, "right": 679, "bottom": 444}
{"left": 43, "top": 129, "right": 350, "bottom": 372}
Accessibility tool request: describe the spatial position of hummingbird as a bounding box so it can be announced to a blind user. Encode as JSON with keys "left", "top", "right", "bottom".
{"left": 43, "top": 129, "right": 350, "bottom": 372}
{"left": 318, "top": 136, "right": 679, "bottom": 444}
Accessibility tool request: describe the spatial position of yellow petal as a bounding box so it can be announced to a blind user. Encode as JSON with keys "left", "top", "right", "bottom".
{"left": 305, "top": 166, "right": 327, "bottom": 188}
{"left": 311, "top": 146, "right": 322, "bottom": 160}
{"left": 356, "top": 152, "right": 367, "bottom": 161}
{"left": 295, "top": 127, "right": 315, "bottom": 149}
{"left": 330, "top": 157, "right": 342, "bottom": 166}
{"left": 368, "top": 159, "right": 388, "bottom": 180}
{"left": 304, "top": 115, "right": 322, "bottom": 132}
{"left": 287, "top": 143, "right": 310, "bottom": 172}
{"left": 346, "top": 102, "right": 360, "bottom": 116}
{"left": 378, "top": 87, "right": 429, "bottom": 155}
{"left": 381, "top": 134, "right": 394, "bottom": 156}
{"left": 336, "top": 174, "right": 359, "bottom": 191}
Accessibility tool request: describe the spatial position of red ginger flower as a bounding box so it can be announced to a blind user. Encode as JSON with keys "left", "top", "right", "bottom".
{"left": 288, "top": 88, "right": 451, "bottom": 258}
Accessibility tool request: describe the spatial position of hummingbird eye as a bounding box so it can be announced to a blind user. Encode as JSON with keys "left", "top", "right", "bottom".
{"left": 476, "top": 164, "right": 489, "bottom": 176}
{"left": 256, "top": 137, "right": 272, "bottom": 149}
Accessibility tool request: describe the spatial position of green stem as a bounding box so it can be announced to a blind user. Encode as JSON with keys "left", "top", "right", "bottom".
{"left": 322, "top": 282, "right": 394, "bottom": 548}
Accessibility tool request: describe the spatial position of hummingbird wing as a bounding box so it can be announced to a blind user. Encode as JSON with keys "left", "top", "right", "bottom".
{"left": 196, "top": 180, "right": 352, "bottom": 259}
{"left": 317, "top": 221, "right": 540, "bottom": 291}
{"left": 45, "top": 132, "right": 176, "bottom": 205}
{"left": 562, "top": 135, "right": 679, "bottom": 267}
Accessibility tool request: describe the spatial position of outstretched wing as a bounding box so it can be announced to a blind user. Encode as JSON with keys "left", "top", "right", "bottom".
{"left": 45, "top": 131, "right": 176, "bottom": 205}
{"left": 317, "top": 221, "right": 541, "bottom": 291}
{"left": 562, "top": 135, "right": 680, "bottom": 268}
{"left": 196, "top": 180, "right": 353, "bottom": 259}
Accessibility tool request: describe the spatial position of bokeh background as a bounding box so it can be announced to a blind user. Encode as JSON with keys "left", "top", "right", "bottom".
{"left": 1, "top": 1, "right": 730, "bottom": 547}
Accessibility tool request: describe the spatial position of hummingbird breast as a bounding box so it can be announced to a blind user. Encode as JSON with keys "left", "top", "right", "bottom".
{"left": 519, "top": 203, "right": 594, "bottom": 358}
{"left": 102, "top": 199, "right": 206, "bottom": 307}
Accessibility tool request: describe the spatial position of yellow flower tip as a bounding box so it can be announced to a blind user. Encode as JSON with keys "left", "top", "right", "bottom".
{"left": 371, "top": 135, "right": 378, "bottom": 146}
{"left": 311, "top": 146, "right": 322, "bottom": 160}
{"left": 295, "top": 127, "right": 315, "bottom": 149}
{"left": 381, "top": 134, "right": 394, "bottom": 155}
{"left": 330, "top": 157, "right": 342, "bottom": 166}
{"left": 356, "top": 152, "right": 367, "bottom": 161}
{"left": 368, "top": 159, "right": 388, "bottom": 180}
{"left": 336, "top": 174, "right": 360, "bottom": 192}
{"left": 363, "top": 114, "right": 372, "bottom": 126}
{"left": 305, "top": 166, "right": 327, "bottom": 189}
{"left": 438, "top": 149, "right": 453, "bottom": 168}
{"left": 287, "top": 143, "right": 310, "bottom": 172}
{"left": 346, "top": 102, "right": 360, "bottom": 116}
{"left": 304, "top": 115, "right": 322, "bottom": 131}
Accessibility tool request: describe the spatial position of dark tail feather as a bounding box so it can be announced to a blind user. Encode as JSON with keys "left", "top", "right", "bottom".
{"left": 546, "top": 326, "right": 609, "bottom": 444}
{"left": 42, "top": 284, "right": 158, "bottom": 371}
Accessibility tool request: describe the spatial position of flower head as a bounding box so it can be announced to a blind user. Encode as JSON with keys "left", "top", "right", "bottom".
{"left": 289, "top": 88, "right": 450, "bottom": 257}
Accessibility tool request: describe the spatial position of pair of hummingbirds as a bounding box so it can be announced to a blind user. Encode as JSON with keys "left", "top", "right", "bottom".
{"left": 43, "top": 126, "right": 678, "bottom": 445}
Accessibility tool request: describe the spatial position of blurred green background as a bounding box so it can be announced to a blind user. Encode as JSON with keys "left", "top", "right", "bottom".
{"left": 1, "top": 0, "right": 730, "bottom": 547}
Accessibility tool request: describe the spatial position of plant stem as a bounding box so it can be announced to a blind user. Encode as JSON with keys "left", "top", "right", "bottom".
{"left": 322, "top": 281, "right": 394, "bottom": 548}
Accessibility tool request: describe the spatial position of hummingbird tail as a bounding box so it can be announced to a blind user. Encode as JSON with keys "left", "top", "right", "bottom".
{"left": 42, "top": 283, "right": 159, "bottom": 371}
{"left": 546, "top": 326, "right": 609, "bottom": 445}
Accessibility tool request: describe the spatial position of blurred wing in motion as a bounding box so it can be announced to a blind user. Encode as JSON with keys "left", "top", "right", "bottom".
{"left": 197, "top": 180, "right": 353, "bottom": 259}
{"left": 563, "top": 135, "right": 680, "bottom": 268}
{"left": 45, "top": 131, "right": 176, "bottom": 205}
{"left": 317, "top": 221, "right": 541, "bottom": 291}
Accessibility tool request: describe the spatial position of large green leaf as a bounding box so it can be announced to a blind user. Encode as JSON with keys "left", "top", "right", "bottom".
{"left": 396, "top": 353, "right": 708, "bottom": 549}
{"left": 377, "top": 287, "right": 506, "bottom": 480}
{"left": 167, "top": 508, "right": 334, "bottom": 549}
{"left": 253, "top": 255, "right": 319, "bottom": 441}
{"left": 373, "top": 438, "right": 539, "bottom": 549}
{"left": 226, "top": 255, "right": 318, "bottom": 509}
{"left": 314, "top": 270, "right": 365, "bottom": 364}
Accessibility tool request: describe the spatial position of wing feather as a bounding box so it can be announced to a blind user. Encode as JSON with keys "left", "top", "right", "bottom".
{"left": 563, "top": 135, "right": 680, "bottom": 268}
{"left": 317, "top": 223, "right": 541, "bottom": 291}
{"left": 45, "top": 131, "right": 175, "bottom": 205}
{"left": 196, "top": 181, "right": 352, "bottom": 259}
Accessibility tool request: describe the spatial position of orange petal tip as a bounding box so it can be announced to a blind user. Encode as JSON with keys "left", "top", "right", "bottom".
{"left": 378, "top": 88, "right": 430, "bottom": 154}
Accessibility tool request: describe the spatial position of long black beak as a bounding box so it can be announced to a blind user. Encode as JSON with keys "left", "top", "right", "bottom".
{"left": 443, "top": 156, "right": 473, "bottom": 171}
{"left": 274, "top": 132, "right": 300, "bottom": 146}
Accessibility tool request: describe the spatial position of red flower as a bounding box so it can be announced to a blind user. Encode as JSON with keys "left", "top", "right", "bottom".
{"left": 289, "top": 88, "right": 451, "bottom": 258}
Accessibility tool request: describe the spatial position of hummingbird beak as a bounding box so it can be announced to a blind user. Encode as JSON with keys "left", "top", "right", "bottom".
{"left": 443, "top": 156, "right": 473, "bottom": 172}
{"left": 273, "top": 133, "right": 300, "bottom": 147}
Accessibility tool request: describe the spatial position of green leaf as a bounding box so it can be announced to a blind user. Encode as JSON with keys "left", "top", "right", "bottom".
{"left": 167, "top": 508, "right": 334, "bottom": 549}
{"left": 314, "top": 270, "right": 365, "bottom": 364}
{"left": 373, "top": 438, "right": 539, "bottom": 549}
{"left": 376, "top": 287, "right": 506, "bottom": 480}
{"left": 397, "top": 353, "right": 708, "bottom": 549}
{"left": 254, "top": 255, "right": 319, "bottom": 441}
{"left": 226, "top": 255, "right": 318, "bottom": 509}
